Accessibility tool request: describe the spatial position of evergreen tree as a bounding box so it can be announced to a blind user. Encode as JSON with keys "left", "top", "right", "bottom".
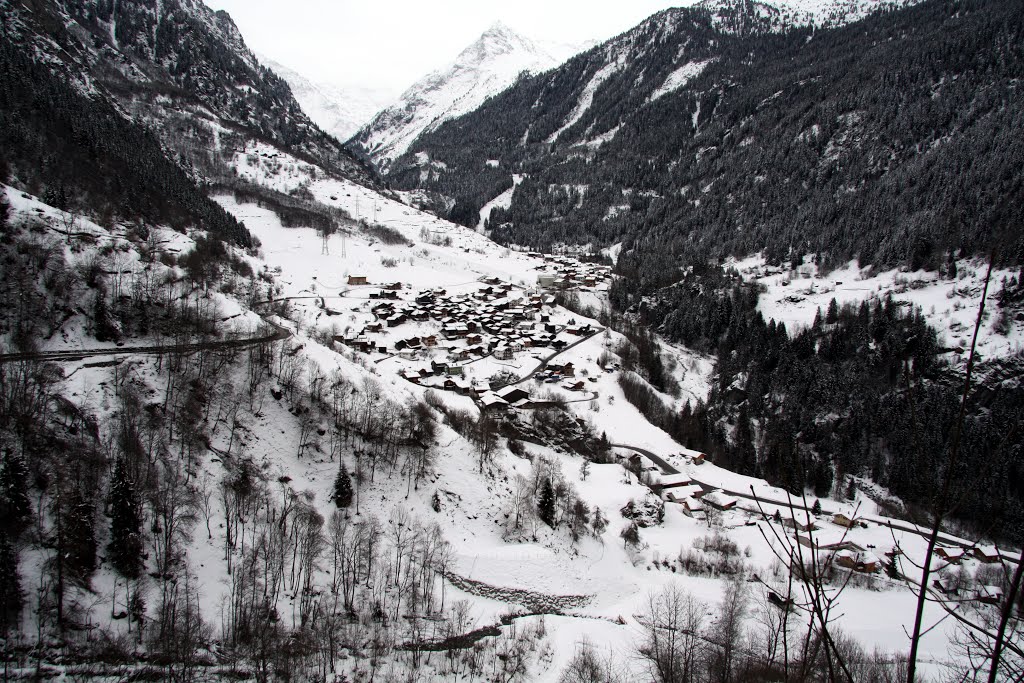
{"left": 811, "top": 499, "right": 822, "bottom": 516}
{"left": 0, "top": 449, "right": 32, "bottom": 537}
{"left": 620, "top": 521, "right": 641, "bottom": 548}
{"left": 538, "top": 477, "right": 556, "bottom": 527}
{"left": 108, "top": 457, "right": 144, "bottom": 579}
{"left": 826, "top": 298, "right": 839, "bottom": 323}
{"left": 591, "top": 507, "right": 608, "bottom": 537}
{"left": 333, "top": 462, "right": 353, "bottom": 509}
{"left": 0, "top": 531, "right": 22, "bottom": 632}
{"left": 0, "top": 188, "right": 9, "bottom": 229}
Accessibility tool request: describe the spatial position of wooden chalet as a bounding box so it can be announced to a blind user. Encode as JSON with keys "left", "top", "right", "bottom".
{"left": 975, "top": 585, "right": 1004, "bottom": 605}
{"left": 935, "top": 546, "right": 967, "bottom": 564}
{"left": 479, "top": 392, "right": 509, "bottom": 411}
{"left": 835, "top": 550, "right": 881, "bottom": 573}
{"left": 831, "top": 512, "right": 861, "bottom": 528}
{"left": 702, "top": 490, "right": 738, "bottom": 511}
{"left": 974, "top": 546, "right": 1001, "bottom": 563}
{"left": 497, "top": 386, "right": 529, "bottom": 404}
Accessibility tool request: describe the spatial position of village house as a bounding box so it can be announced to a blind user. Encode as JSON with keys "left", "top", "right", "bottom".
{"left": 549, "top": 362, "right": 575, "bottom": 377}
{"left": 975, "top": 585, "right": 1004, "bottom": 605}
{"left": 831, "top": 512, "right": 861, "bottom": 528}
{"left": 973, "top": 545, "right": 1001, "bottom": 563}
{"left": 496, "top": 386, "right": 529, "bottom": 404}
{"left": 835, "top": 550, "right": 881, "bottom": 573}
{"left": 657, "top": 473, "right": 693, "bottom": 492}
{"left": 663, "top": 484, "right": 703, "bottom": 503}
{"left": 681, "top": 497, "right": 705, "bottom": 518}
{"left": 936, "top": 546, "right": 967, "bottom": 564}
{"left": 347, "top": 275, "right": 368, "bottom": 285}
{"left": 794, "top": 529, "right": 865, "bottom": 553}
{"left": 778, "top": 510, "right": 818, "bottom": 533}
{"left": 702, "top": 490, "right": 738, "bottom": 511}
{"left": 479, "top": 392, "right": 509, "bottom": 411}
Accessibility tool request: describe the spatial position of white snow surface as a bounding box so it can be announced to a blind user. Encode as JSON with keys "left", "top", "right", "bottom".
{"left": 648, "top": 59, "right": 713, "bottom": 102}
{"left": 477, "top": 173, "right": 524, "bottom": 232}
{"left": 730, "top": 255, "right": 1024, "bottom": 359}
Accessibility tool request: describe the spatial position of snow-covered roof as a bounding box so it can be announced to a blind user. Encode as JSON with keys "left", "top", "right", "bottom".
{"left": 479, "top": 392, "right": 508, "bottom": 408}
{"left": 658, "top": 473, "right": 693, "bottom": 488}
{"left": 703, "top": 490, "right": 738, "bottom": 509}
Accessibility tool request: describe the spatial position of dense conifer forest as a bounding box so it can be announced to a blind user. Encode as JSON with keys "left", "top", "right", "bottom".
{"left": 390, "top": 0, "right": 1024, "bottom": 271}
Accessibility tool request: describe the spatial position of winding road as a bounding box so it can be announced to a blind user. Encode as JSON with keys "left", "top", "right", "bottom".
{"left": 610, "top": 443, "right": 1019, "bottom": 560}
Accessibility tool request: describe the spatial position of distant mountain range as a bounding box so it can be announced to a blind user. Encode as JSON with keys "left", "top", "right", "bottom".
{"left": 258, "top": 55, "right": 394, "bottom": 142}
{"left": 350, "top": 22, "right": 590, "bottom": 171}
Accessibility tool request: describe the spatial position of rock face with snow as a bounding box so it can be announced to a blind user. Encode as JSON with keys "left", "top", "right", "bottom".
{"left": 350, "top": 23, "right": 583, "bottom": 170}
{"left": 259, "top": 56, "right": 394, "bottom": 142}
{"left": 2, "top": 0, "right": 378, "bottom": 189}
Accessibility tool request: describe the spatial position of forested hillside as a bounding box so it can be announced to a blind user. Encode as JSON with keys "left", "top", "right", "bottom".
{"left": 0, "top": 41, "right": 252, "bottom": 247}
{"left": 390, "top": 0, "right": 1024, "bottom": 271}
{"left": 3, "top": 0, "right": 380, "bottom": 190}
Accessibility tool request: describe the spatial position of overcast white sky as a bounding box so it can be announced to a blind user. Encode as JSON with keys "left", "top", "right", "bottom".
{"left": 202, "top": 1, "right": 690, "bottom": 96}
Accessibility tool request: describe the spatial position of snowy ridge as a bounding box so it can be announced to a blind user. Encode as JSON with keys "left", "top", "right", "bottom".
{"left": 353, "top": 23, "right": 585, "bottom": 167}
{"left": 699, "top": 0, "right": 921, "bottom": 29}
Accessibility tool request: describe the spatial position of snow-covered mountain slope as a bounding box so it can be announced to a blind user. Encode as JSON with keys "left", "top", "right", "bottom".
{"left": 351, "top": 22, "right": 585, "bottom": 169}
{"left": 259, "top": 55, "right": 394, "bottom": 141}
{"left": 0, "top": 156, "right": 993, "bottom": 680}
{"left": 1, "top": 0, "right": 378, "bottom": 190}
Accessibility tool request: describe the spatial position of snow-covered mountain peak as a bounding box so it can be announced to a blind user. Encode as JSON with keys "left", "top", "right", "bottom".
{"left": 458, "top": 21, "right": 547, "bottom": 64}
{"left": 351, "top": 24, "right": 584, "bottom": 168}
